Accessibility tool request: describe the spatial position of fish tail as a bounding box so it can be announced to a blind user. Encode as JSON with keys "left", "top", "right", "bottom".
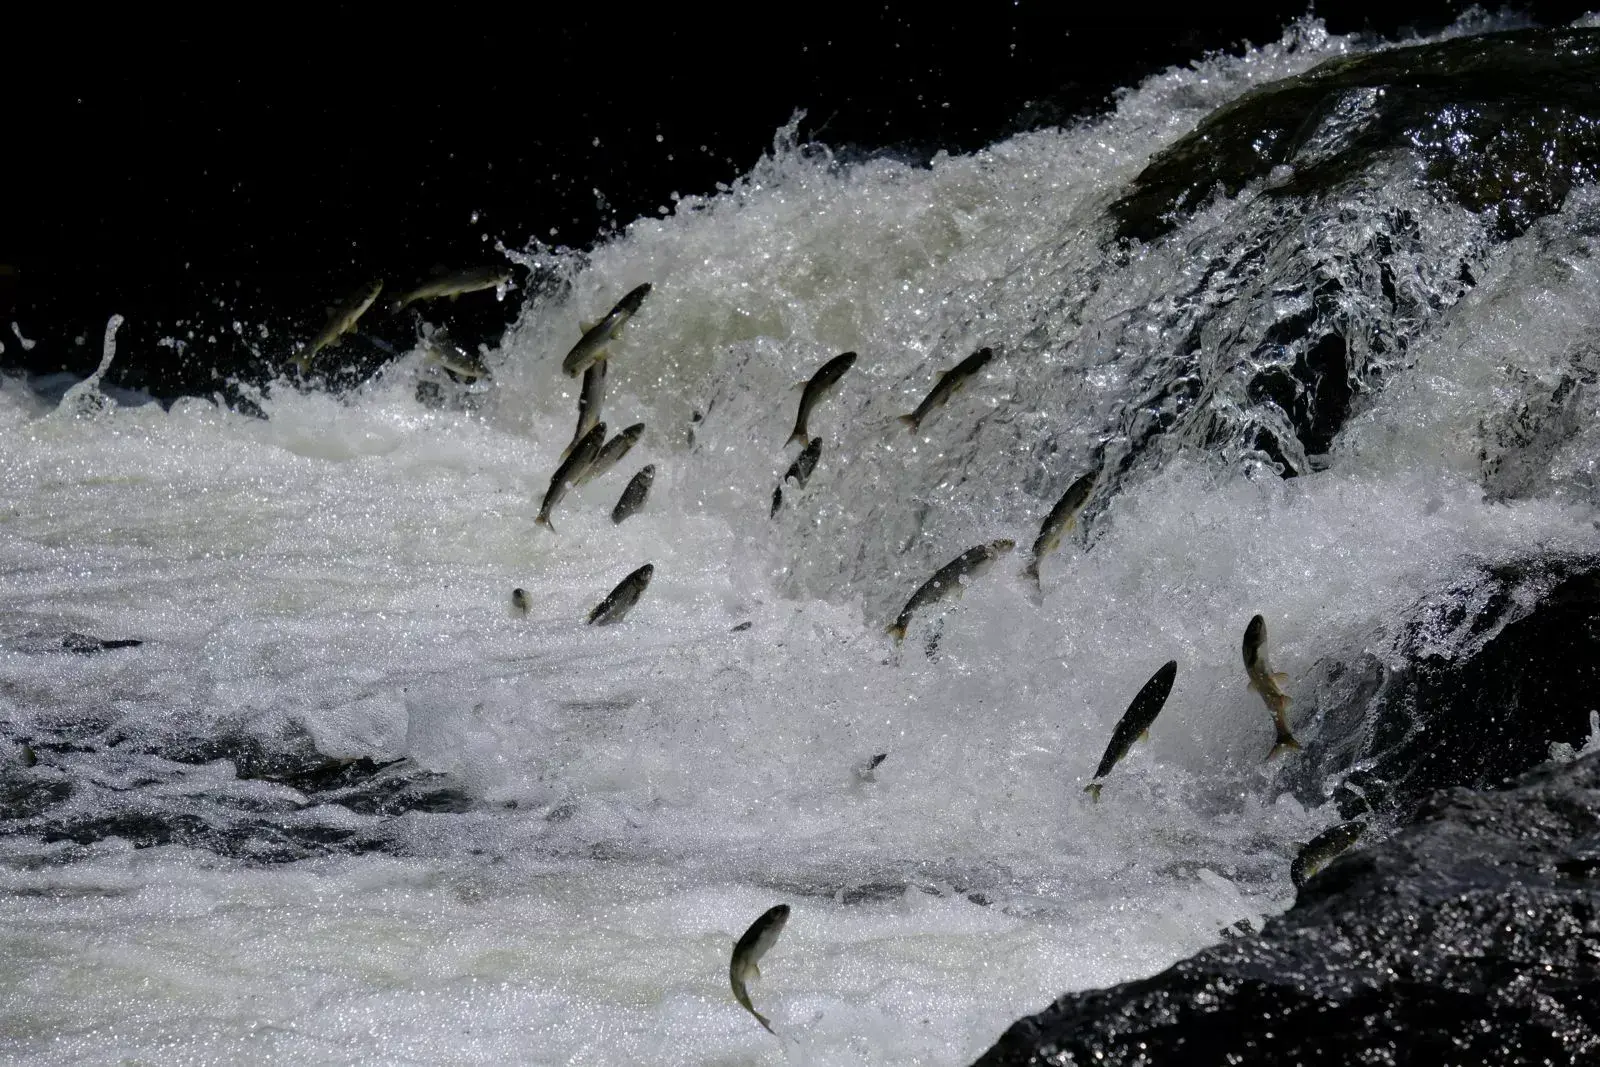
{"left": 1268, "top": 731, "right": 1302, "bottom": 761}
{"left": 786, "top": 427, "right": 807, "bottom": 448}
{"left": 885, "top": 622, "right": 906, "bottom": 645}
{"left": 898, "top": 414, "right": 918, "bottom": 431}
{"left": 1021, "top": 559, "right": 1042, "bottom": 599}
{"left": 1084, "top": 781, "right": 1102, "bottom": 803}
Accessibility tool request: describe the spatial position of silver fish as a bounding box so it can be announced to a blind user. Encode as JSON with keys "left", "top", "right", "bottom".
{"left": 560, "top": 361, "right": 607, "bottom": 462}
{"left": 1291, "top": 820, "right": 1365, "bottom": 888}
{"left": 784, "top": 437, "right": 822, "bottom": 489}
{"left": 886, "top": 539, "right": 1015, "bottom": 645}
{"left": 536, "top": 422, "right": 606, "bottom": 530}
{"left": 574, "top": 423, "right": 644, "bottom": 486}
{"left": 1022, "top": 469, "right": 1097, "bottom": 596}
{"left": 1243, "top": 614, "right": 1301, "bottom": 759}
{"left": 1084, "top": 660, "right": 1178, "bottom": 802}
{"left": 390, "top": 266, "right": 512, "bottom": 311}
{"left": 422, "top": 333, "right": 490, "bottom": 383}
{"left": 729, "top": 903, "right": 790, "bottom": 1035}
{"left": 587, "top": 563, "right": 654, "bottom": 625}
{"left": 788, "top": 351, "right": 856, "bottom": 446}
{"left": 611, "top": 465, "right": 655, "bottom": 524}
{"left": 561, "top": 282, "right": 652, "bottom": 377}
{"left": 898, "top": 346, "right": 994, "bottom": 432}
{"left": 297, "top": 279, "right": 384, "bottom": 372}
{"left": 511, "top": 588, "right": 531, "bottom": 614}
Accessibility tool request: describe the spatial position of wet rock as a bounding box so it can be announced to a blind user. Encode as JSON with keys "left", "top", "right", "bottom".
{"left": 1112, "top": 28, "right": 1600, "bottom": 244}
{"left": 971, "top": 751, "right": 1600, "bottom": 1066}
{"left": 1283, "top": 553, "right": 1600, "bottom": 823}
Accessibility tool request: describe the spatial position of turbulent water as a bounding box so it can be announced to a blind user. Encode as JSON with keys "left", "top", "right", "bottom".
{"left": 5, "top": 15, "right": 1600, "bottom": 1066}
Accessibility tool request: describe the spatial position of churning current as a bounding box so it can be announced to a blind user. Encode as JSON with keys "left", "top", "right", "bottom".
{"left": 4, "top": 14, "right": 1600, "bottom": 1066}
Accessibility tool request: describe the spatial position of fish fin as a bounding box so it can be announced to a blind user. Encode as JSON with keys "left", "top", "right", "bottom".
{"left": 1084, "top": 782, "right": 1102, "bottom": 803}
{"left": 580, "top": 320, "right": 595, "bottom": 333}
{"left": 1247, "top": 678, "right": 1259, "bottom": 693}
{"left": 755, "top": 1010, "right": 776, "bottom": 1035}
{"left": 885, "top": 623, "right": 906, "bottom": 645}
{"left": 1064, "top": 516, "right": 1078, "bottom": 532}
{"left": 448, "top": 293, "right": 460, "bottom": 301}
{"left": 1267, "top": 735, "right": 1303, "bottom": 760}
{"left": 1273, "top": 672, "right": 1290, "bottom": 684}
{"left": 535, "top": 514, "right": 554, "bottom": 532}
{"left": 1139, "top": 729, "right": 1150, "bottom": 742}
{"left": 786, "top": 428, "right": 807, "bottom": 448}
{"left": 558, "top": 441, "right": 575, "bottom": 462}
{"left": 898, "top": 414, "right": 918, "bottom": 430}
{"left": 751, "top": 963, "right": 760, "bottom": 979}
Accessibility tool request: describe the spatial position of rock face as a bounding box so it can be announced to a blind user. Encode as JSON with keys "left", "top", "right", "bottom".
{"left": 971, "top": 752, "right": 1600, "bottom": 1066}
{"left": 1285, "top": 553, "right": 1600, "bottom": 824}
{"left": 1112, "top": 27, "right": 1600, "bottom": 244}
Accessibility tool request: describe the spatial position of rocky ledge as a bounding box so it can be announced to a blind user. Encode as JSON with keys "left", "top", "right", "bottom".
{"left": 972, "top": 750, "right": 1600, "bottom": 1065}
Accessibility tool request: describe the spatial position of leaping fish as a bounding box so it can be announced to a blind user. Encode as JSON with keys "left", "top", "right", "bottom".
{"left": 1243, "top": 614, "right": 1301, "bottom": 759}
{"left": 1021, "top": 469, "right": 1098, "bottom": 597}
{"left": 788, "top": 351, "right": 856, "bottom": 447}
{"left": 560, "top": 361, "right": 607, "bottom": 461}
{"left": 561, "top": 282, "right": 652, "bottom": 377}
{"left": 729, "top": 903, "right": 790, "bottom": 1035}
{"left": 389, "top": 266, "right": 512, "bottom": 311}
{"left": 536, "top": 422, "right": 606, "bottom": 531}
{"left": 1084, "top": 660, "right": 1178, "bottom": 802}
{"left": 1291, "top": 819, "right": 1366, "bottom": 889}
{"left": 898, "top": 346, "right": 994, "bottom": 432}
{"left": 886, "top": 539, "right": 1014, "bottom": 645}
{"left": 296, "top": 279, "right": 384, "bottom": 373}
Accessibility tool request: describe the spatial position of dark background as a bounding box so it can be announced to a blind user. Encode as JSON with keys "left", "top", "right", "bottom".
{"left": 4, "top": 3, "right": 1591, "bottom": 400}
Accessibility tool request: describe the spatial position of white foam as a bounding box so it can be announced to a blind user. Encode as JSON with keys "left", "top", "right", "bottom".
{"left": 3, "top": 14, "right": 1597, "bottom": 1066}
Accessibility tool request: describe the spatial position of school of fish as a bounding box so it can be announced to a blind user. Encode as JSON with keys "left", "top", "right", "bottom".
{"left": 286, "top": 271, "right": 1354, "bottom": 1039}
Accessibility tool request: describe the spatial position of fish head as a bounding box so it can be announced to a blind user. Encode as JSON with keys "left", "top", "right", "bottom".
{"left": 1243, "top": 614, "right": 1267, "bottom": 660}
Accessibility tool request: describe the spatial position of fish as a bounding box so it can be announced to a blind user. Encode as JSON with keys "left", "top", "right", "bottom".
{"left": 560, "top": 361, "right": 608, "bottom": 461}
{"left": 729, "top": 903, "right": 790, "bottom": 1035}
{"left": 1243, "top": 614, "right": 1302, "bottom": 759}
{"left": 421, "top": 333, "right": 490, "bottom": 383}
{"left": 535, "top": 422, "right": 606, "bottom": 530}
{"left": 296, "top": 279, "right": 384, "bottom": 372}
{"left": 587, "top": 563, "right": 654, "bottom": 625}
{"left": 60, "top": 633, "right": 143, "bottom": 654}
{"left": 1084, "top": 660, "right": 1178, "bottom": 802}
{"left": 20, "top": 743, "right": 37, "bottom": 768}
{"left": 855, "top": 752, "right": 888, "bottom": 782}
{"left": 770, "top": 486, "right": 783, "bottom": 517}
{"left": 511, "top": 588, "right": 531, "bottom": 614}
{"left": 784, "top": 437, "right": 822, "bottom": 489}
{"left": 787, "top": 351, "right": 856, "bottom": 446}
{"left": 611, "top": 465, "right": 655, "bottom": 524}
{"left": 561, "top": 282, "right": 652, "bottom": 377}
{"left": 1022, "top": 469, "right": 1098, "bottom": 596}
{"left": 730, "top": 621, "right": 754, "bottom": 633}
{"left": 575, "top": 423, "right": 644, "bottom": 486}
{"left": 389, "top": 266, "right": 513, "bottom": 311}
{"left": 1291, "top": 820, "right": 1366, "bottom": 888}
{"left": 886, "top": 538, "right": 1015, "bottom": 645}
{"left": 898, "top": 346, "right": 994, "bottom": 432}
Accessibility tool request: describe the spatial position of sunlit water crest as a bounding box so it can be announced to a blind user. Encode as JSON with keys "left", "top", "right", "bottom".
{"left": 4, "top": 15, "right": 1598, "bottom": 1065}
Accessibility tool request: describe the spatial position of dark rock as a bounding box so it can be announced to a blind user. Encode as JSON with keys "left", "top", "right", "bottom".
{"left": 1283, "top": 553, "right": 1600, "bottom": 823}
{"left": 971, "top": 752, "right": 1600, "bottom": 1066}
{"left": 1112, "top": 28, "right": 1600, "bottom": 244}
